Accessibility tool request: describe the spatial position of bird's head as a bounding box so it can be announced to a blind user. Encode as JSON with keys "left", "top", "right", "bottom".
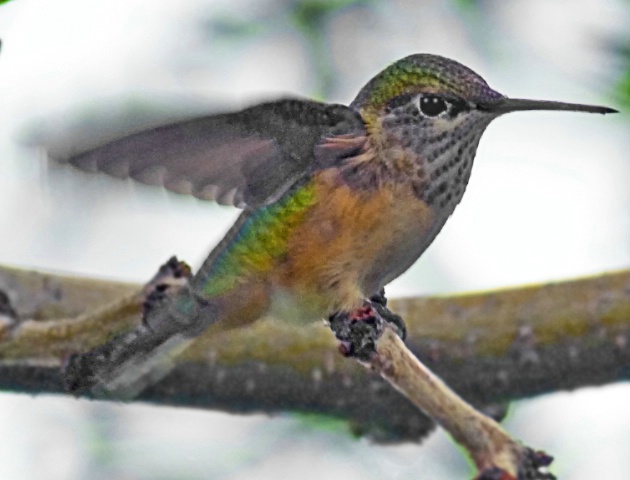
{"left": 354, "top": 53, "right": 616, "bottom": 153}
{"left": 352, "top": 53, "right": 615, "bottom": 131}
{"left": 348, "top": 54, "right": 616, "bottom": 209}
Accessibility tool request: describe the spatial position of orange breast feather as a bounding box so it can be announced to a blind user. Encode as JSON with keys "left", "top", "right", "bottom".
{"left": 276, "top": 168, "right": 435, "bottom": 314}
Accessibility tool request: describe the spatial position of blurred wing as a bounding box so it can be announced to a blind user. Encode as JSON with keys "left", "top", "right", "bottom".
{"left": 49, "top": 99, "right": 366, "bottom": 208}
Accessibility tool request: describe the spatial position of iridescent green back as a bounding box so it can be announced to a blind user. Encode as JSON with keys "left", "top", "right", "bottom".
{"left": 195, "top": 182, "right": 318, "bottom": 298}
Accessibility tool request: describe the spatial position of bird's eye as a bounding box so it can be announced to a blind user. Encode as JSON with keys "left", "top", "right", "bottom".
{"left": 419, "top": 95, "right": 449, "bottom": 117}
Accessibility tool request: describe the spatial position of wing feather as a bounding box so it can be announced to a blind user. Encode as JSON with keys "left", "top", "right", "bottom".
{"left": 48, "top": 99, "right": 366, "bottom": 208}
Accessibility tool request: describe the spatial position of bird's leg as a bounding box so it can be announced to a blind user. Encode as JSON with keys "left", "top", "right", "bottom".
{"left": 328, "top": 288, "right": 406, "bottom": 359}
{"left": 329, "top": 303, "right": 385, "bottom": 361}
{"left": 328, "top": 289, "right": 406, "bottom": 360}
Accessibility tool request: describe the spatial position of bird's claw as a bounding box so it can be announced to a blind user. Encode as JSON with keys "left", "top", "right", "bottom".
{"left": 329, "top": 291, "right": 407, "bottom": 360}
{"left": 371, "top": 301, "right": 406, "bottom": 340}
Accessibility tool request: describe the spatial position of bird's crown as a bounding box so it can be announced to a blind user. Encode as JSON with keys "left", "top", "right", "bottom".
{"left": 351, "top": 54, "right": 504, "bottom": 114}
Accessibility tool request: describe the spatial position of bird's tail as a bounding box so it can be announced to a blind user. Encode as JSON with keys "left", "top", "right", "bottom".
{"left": 64, "top": 286, "right": 220, "bottom": 400}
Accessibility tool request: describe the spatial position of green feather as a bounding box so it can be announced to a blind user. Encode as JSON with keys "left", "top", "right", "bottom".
{"left": 201, "top": 182, "right": 318, "bottom": 297}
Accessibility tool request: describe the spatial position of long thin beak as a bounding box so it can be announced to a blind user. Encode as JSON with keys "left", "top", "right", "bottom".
{"left": 482, "top": 97, "right": 618, "bottom": 115}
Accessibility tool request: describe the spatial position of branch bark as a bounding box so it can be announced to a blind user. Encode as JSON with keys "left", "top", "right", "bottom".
{"left": 1, "top": 263, "right": 629, "bottom": 444}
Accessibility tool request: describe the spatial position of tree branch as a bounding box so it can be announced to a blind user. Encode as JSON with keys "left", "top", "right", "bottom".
{"left": 1, "top": 263, "right": 629, "bottom": 444}
{"left": 330, "top": 304, "right": 555, "bottom": 478}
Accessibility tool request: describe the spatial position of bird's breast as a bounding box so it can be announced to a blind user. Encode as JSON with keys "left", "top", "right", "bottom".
{"left": 272, "top": 168, "right": 436, "bottom": 315}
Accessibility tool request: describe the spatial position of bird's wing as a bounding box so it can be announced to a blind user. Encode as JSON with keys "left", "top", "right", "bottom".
{"left": 48, "top": 99, "right": 366, "bottom": 209}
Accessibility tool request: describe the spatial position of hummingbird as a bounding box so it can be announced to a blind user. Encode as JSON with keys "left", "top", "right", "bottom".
{"left": 54, "top": 54, "right": 616, "bottom": 396}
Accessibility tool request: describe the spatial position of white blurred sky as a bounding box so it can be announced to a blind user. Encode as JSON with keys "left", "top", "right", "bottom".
{"left": 0, "top": 0, "right": 629, "bottom": 479}
{"left": 0, "top": 0, "right": 628, "bottom": 295}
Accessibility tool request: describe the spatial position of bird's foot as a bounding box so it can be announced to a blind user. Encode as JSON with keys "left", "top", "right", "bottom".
{"left": 369, "top": 290, "right": 406, "bottom": 341}
{"left": 329, "top": 291, "right": 406, "bottom": 361}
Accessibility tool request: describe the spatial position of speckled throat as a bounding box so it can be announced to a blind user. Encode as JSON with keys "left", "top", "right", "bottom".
{"left": 346, "top": 102, "right": 495, "bottom": 220}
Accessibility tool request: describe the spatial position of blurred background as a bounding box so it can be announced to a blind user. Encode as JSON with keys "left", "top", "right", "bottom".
{"left": 0, "top": 0, "right": 629, "bottom": 478}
